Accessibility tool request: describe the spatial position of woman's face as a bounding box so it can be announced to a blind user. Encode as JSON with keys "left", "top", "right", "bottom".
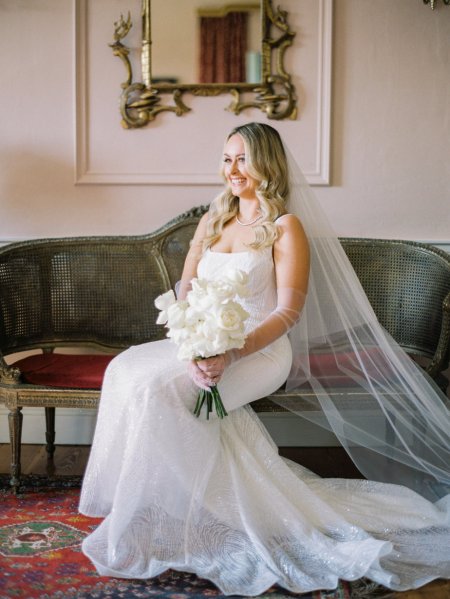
{"left": 222, "top": 134, "right": 259, "bottom": 200}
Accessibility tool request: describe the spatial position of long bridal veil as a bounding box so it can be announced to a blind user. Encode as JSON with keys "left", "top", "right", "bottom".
{"left": 274, "top": 146, "right": 450, "bottom": 501}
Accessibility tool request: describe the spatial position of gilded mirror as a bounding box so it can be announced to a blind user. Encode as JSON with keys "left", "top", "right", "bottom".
{"left": 111, "top": 0, "right": 297, "bottom": 128}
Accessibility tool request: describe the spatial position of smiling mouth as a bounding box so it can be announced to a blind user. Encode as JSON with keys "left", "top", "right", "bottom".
{"left": 231, "top": 178, "right": 246, "bottom": 185}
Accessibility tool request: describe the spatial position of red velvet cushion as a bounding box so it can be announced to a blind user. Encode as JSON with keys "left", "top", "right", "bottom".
{"left": 12, "top": 354, "right": 116, "bottom": 389}
{"left": 13, "top": 347, "right": 390, "bottom": 391}
{"left": 296, "top": 347, "right": 386, "bottom": 387}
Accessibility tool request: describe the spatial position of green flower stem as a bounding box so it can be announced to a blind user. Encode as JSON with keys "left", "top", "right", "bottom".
{"left": 193, "top": 386, "right": 228, "bottom": 419}
{"left": 193, "top": 389, "right": 206, "bottom": 417}
{"left": 212, "top": 385, "right": 228, "bottom": 418}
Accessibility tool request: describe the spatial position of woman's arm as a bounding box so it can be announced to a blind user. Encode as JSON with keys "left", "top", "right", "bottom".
{"left": 236, "top": 214, "right": 310, "bottom": 358}
{"left": 194, "top": 215, "right": 310, "bottom": 388}
{"left": 177, "top": 212, "right": 209, "bottom": 300}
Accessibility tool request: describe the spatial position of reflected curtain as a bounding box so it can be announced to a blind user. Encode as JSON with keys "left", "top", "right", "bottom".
{"left": 199, "top": 12, "right": 248, "bottom": 83}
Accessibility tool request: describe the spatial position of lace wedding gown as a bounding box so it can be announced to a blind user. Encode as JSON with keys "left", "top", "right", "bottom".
{"left": 79, "top": 247, "right": 450, "bottom": 596}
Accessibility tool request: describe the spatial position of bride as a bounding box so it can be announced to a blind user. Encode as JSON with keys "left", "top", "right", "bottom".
{"left": 79, "top": 122, "right": 450, "bottom": 596}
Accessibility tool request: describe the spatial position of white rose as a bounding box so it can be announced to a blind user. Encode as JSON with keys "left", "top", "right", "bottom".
{"left": 167, "top": 326, "right": 190, "bottom": 344}
{"left": 177, "top": 342, "right": 196, "bottom": 361}
{"left": 216, "top": 302, "right": 249, "bottom": 331}
{"left": 190, "top": 277, "right": 207, "bottom": 293}
{"left": 226, "top": 269, "right": 248, "bottom": 284}
{"left": 206, "top": 280, "right": 235, "bottom": 302}
{"left": 167, "top": 301, "right": 188, "bottom": 329}
{"left": 187, "top": 287, "right": 214, "bottom": 312}
{"left": 154, "top": 290, "right": 176, "bottom": 324}
{"left": 198, "top": 314, "right": 220, "bottom": 340}
{"left": 224, "top": 269, "right": 249, "bottom": 297}
{"left": 184, "top": 305, "right": 206, "bottom": 327}
{"left": 157, "top": 273, "right": 250, "bottom": 362}
{"left": 209, "top": 331, "right": 231, "bottom": 355}
{"left": 178, "top": 334, "right": 215, "bottom": 360}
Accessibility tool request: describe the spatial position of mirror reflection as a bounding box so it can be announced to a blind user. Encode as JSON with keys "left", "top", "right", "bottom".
{"left": 110, "top": 0, "right": 297, "bottom": 126}
{"left": 152, "top": 1, "right": 261, "bottom": 85}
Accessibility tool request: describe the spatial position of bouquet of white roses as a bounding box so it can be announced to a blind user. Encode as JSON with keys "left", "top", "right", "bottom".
{"left": 154, "top": 269, "right": 249, "bottom": 419}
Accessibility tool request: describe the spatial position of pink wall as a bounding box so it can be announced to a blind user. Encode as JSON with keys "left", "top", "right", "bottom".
{"left": 1, "top": 0, "right": 449, "bottom": 243}
{"left": 1, "top": 0, "right": 449, "bottom": 444}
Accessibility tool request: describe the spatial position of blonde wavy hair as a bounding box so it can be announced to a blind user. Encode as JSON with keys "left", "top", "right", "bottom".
{"left": 203, "top": 122, "right": 290, "bottom": 251}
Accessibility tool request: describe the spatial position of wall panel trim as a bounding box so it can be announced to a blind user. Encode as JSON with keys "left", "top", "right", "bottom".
{"left": 74, "top": 0, "right": 333, "bottom": 186}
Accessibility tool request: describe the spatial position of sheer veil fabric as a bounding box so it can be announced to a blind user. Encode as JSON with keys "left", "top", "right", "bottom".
{"left": 79, "top": 132, "right": 450, "bottom": 595}
{"left": 277, "top": 146, "right": 450, "bottom": 501}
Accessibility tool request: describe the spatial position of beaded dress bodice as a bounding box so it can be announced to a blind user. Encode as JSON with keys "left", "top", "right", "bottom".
{"left": 198, "top": 247, "right": 276, "bottom": 334}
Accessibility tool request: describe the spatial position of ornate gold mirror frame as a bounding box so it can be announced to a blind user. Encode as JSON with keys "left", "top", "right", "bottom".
{"left": 110, "top": 0, "right": 297, "bottom": 129}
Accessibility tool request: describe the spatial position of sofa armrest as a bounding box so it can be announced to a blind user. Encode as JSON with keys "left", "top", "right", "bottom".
{"left": 0, "top": 353, "right": 21, "bottom": 386}
{"left": 426, "top": 290, "right": 450, "bottom": 383}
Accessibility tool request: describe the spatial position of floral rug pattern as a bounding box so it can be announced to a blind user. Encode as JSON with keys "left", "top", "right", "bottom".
{"left": 0, "top": 476, "right": 389, "bottom": 599}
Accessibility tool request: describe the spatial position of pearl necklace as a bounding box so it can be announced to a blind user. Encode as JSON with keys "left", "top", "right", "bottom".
{"left": 235, "top": 213, "right": 262, "bottom": 226}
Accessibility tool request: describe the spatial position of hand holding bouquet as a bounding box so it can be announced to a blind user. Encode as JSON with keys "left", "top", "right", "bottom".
{"left": 154, "top": 269, "right": 249, "bottom": 419}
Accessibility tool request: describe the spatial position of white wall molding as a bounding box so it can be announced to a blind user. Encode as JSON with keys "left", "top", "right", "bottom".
{"left": 74, "top": 0, "right": 333, "bottom": 186}
{"left": 307, "top": 0, "right": 333, "bottom": 185}
{"left": 74, "top": 0, "right": 88, "bottom": 186}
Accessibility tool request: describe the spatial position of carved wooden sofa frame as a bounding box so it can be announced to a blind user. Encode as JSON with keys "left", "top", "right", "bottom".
{"left": 1, "top": 206, "right": 449, "bottom": 491}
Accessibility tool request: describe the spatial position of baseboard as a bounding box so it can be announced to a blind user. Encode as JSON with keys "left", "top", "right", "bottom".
{"left": 0, "top": 407, "right": 97, "bottom": 445}
{"left": 0, "top": 406, "right": 339, "bottom": 447}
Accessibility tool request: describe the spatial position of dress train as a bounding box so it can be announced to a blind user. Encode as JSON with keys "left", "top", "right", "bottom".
{"left": 79, "top": 248, "right": 450, "bottom": 596}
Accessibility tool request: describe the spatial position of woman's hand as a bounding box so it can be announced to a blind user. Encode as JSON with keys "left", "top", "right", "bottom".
{"left": 187, "top": 355, "right": 227, "bottom": 390}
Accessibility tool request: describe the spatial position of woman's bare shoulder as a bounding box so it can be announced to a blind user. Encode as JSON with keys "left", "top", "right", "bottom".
{"left": 275, "top": 213, "right": 307, "bottom": 237}
{"left": 193, "top": 211, "right": 210, "bottom": 238}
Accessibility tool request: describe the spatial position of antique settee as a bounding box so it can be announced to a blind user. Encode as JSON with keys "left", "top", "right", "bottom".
{"left": 1, "top": 206, "right": 450, "bottom": 491}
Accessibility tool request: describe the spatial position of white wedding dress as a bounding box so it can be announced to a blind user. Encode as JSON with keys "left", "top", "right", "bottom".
{"left": 79, "top": 247, "right": 450, "bottom": 596}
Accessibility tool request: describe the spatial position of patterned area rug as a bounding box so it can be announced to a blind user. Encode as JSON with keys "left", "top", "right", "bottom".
{"left": 0, "top": 476, "right": 389, "bottom": 599}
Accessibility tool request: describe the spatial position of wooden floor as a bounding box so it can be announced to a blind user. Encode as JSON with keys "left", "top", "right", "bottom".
{"left": 1, "top": 444, "right": 449, "bottom": 599}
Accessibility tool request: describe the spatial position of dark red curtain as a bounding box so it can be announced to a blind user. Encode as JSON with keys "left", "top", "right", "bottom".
{"left": 199, "top": 12, "right": 248, "bottom": 83}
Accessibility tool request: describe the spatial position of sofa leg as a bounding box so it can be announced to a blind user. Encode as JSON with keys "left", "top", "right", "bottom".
{"left": 8, "top": 407, "right": 23, "bottom": 492}
{"left": 45, "top": 407, "right": 56, "bottom": 459}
